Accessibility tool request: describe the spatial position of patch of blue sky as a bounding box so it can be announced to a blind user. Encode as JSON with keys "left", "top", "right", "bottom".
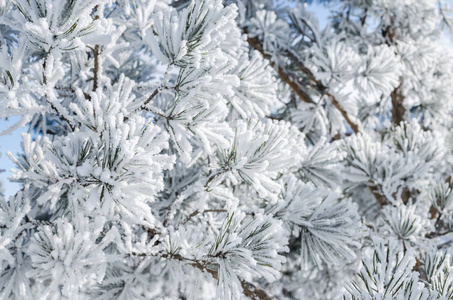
{"left": 0, "top": 116, "right": 23, "bottom": 198}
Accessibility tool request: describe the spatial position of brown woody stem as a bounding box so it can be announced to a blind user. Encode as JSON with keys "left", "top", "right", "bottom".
{"left": 246, "top": 33, "right": 359, "bottom": 134}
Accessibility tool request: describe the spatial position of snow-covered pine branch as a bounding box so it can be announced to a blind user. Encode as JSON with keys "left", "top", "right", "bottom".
{"left": 1, "top": 0, "right": 453, "bottom": 298}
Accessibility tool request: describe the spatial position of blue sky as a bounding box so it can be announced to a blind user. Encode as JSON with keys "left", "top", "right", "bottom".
{"left": 0, "top": 117, "right": 23, "bottom": 197}
{"left": 1, "top": 1, "right": 453, "bottom": 198}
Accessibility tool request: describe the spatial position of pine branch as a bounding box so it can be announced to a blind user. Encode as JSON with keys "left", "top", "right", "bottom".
{"left": 327, "top": 92, "right": 360, "bottom": 134}
{"left": 140, "top": 86, "right": 168, "bottom": 110}
{"left": 46, "top": 99, "right": 76, "bottom": 131}
{"left": 93, "top": 45, "right": 99, "bottom": 91}
{"left": 245, "top": 31, "right": 395, "bottom": 215}
{"left": 182, "top": 209, "right": 228, "bottom": 225}
{"left": 245, "top": 34, "right": 315, "bottom": 105}
{"left": 42, "top": 53, "right": 76, "bottom": 131}
{"left": 140, "top": 64, "right": 174, "bottom": 111}
{"left": 382, "top": 24, "right": 405, "bottom": 126}
{"left": 163, "top": 253, "right": 273, "bottom": 300}
{"left": 368, "top": 182, "right": 387, "bottom": 207}
{"left": 240, "top": 280, "right": 272, "bottom": 300}
{"left": 128, "top": 250, "right": 273, "bottom": 300}
{"left": 204, "top": 171, "right": 224, "bottom": 189}
{"left": 42, "top": 54, "right": 48, "bottom": 86}
{"left": 245, "top": 32, "right": 359, "bottom": 134}
{"left": 92, "top": 6, "right": 100, "bottom": 92}
{"left": 428, "top": 176, "right": 452, "bottom": 232}
{"left": 390, "top": 83, "right": 405, "bottom": 125}
{"left": 285, "top": 50, "right": 360, "bottom": 134}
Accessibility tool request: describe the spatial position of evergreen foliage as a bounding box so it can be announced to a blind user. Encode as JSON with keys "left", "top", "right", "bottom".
{"left": 0, "top": 0, "right": 453, "bottom": 298}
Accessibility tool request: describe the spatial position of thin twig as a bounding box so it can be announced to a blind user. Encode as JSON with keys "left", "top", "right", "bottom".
{"left": 182, "top": 209, "right": 228, "bottom": 225}
{"left": 368, "top": 183, "right": 387, "bottom": 207}
{"left": 43, "top": 54, "right": 48, "bottom": 85}
{"left": 381, "top": 22, "right": 406, "bottom": 126}
{"left": 42, "top": 53, "right": 76, "bottom": 131}
{"left": 390, "top": 82, "right": 404, "bottom": 125}
{"left": 132, "top": 251, "right": 273, "bottom": 300}
{"left": 327, "top": 92, "right": 360, "bottom": 134}
{"left": 92, "top": 5, "right": 101, "bottom": 92}
{"left": 140, "top": 87, "right": 162, "bottom": 109}
{"left": 91, "top": 6, "right": 101, "bottom": 92}
{"left": 93, "top": 44, "right": 99, "bottom": 91}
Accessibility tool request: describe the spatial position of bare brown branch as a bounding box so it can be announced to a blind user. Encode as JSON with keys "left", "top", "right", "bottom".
{"left": 42, "top": 53, "right": 76, "bottom": 131}
{"left": 368, "top": 183, "right": 387, "bottom": 207}
{"left": 154, "top": 253, "right": 273, "bottom": 300}
{"left": 93, "top": 6, "right": 101, "bottom": 92}
{"left": 246, "top": 35, "right": 314, "bottom": 104}
{"left": 391, "top": 84, "right": 405, "bottom": 125}
{"left": 93, "top": 45, "right": 99, "bottom": 92}
{"left": 246, "top": 33, "right": 359, "bottom": 134}
{"left": 327, "top": 92, "right": 360, "bottom": 134}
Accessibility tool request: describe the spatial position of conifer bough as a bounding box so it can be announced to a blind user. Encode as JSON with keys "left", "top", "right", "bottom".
{"left": 1, "top": 0, "right": 453, "bottom": 299}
